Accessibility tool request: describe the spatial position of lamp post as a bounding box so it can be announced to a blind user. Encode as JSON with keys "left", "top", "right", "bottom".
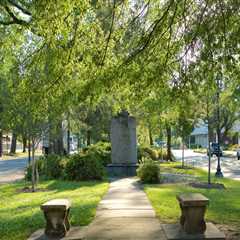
{"left": 215, "top": 75, "right": 223, "bottom": 178}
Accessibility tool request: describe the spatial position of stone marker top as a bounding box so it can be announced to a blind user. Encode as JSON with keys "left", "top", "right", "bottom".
{"left": 41, "top": 199, "right": 71, "bottom": 210}
{"left": 177, "top": 193, "right": 209, "bottom": 207}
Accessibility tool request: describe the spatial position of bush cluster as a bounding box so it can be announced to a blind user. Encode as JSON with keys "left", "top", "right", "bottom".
{"left": 83, "top": 141, "right": 111, "bottom": 166}
{"left": 137, "top": 158, "right": 160, "bottom": 183}
{"left": 25, "top": 157, "right": 44, "bottom": 181}
{"left": 227, "top": 144, "right": 240, "bottom": 151}
{"left": 65, "top": 153, "right": 105, "bottom": 181}
{"left": 25, "top": 142, "right": 109, "bottom": 181}
{"left": 138, "top": 146, "right": 174, "bottom": 161}
{"left": 26, "top": 154, "right": 67, "bottom": 180}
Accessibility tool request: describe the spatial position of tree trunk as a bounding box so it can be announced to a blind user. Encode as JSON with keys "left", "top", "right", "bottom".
{"left": 77, "top": 133, "right": 81, "bottom": 151}
{"left": 22, "top": 135, "right": 27, "bottom": 153}
{"left": 166, "top": 124, "right": 173, "bottom": 161}
{"left": 10, "top": 132, "right": 17, "bottom": 154}
{"left": 87, "top": 130, "right": 91, "bottom": 146}
{"left": 28, "top": 138, "right": 31, "bottom": 165}
{"left": 67, "top": 121, "right": 71, "bottom": 154}
{"left": 182, "top": 136, "right": 185, "bottom": 168}
{"left": 149, "top": 126, "right": 153, "bottom": 146}
{"left": 31, "top": 139, "right": 36, "bottom": 192}
{"left": 51, "top": 121, "right": 64, "bottom": 155}
{"left": 0, "top": 130, "right": 2, "bottom": 157}
{"left": 207, "top": 121, "right": 211, "bottom": 185}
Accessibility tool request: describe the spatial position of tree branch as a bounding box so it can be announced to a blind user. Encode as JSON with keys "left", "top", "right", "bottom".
{"left": 7, "top": 0, "right": 31, "bottom": 16}
{"left": 1, "top": 5, "right": 29, "bottom": 25}
{"left": 124, "top": 0, "right": 175, "bottom": 65}
{"left": 100, "top": 0, "right": 116, "bottom": 66}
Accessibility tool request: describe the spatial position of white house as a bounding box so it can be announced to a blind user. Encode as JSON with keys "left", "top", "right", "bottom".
{"left": 191, "top": 120, "right": 240, "bottom": 148}
{"left": 191, "top": 123, "right": 208, "bottom": 148}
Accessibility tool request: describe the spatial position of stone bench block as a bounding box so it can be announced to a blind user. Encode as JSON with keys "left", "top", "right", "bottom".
{"left": 41, "top": 199, "right": 71, "bottom": 238}
{"left": 177, "top": 193, "right": 209, "bottom": 234}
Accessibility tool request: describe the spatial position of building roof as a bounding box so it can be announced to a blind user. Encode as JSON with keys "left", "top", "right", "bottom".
{"left": 191, "top": 124, "right": 208, "bottom": 136}
{"left": 191, "top": 119, "right": 240, "bottom": 136}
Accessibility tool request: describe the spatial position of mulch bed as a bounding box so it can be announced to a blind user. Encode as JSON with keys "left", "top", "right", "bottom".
{"left": 189, "top": 182, "right": 225, "bottom": 189}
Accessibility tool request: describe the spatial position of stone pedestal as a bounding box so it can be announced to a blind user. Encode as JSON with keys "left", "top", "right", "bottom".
{"left": 107, "top": 111, "right": 137, "bottom": 176}
{"left": 41, "top": 199, "right": 71, "bottom": 238}
{"left": 163, "top": 193, "right": 225, "bottom": 240}
{"left": 177, "top": 193, "right": 209, "bottom": 234}
{"left": 107, "top": 163, "right": 137, "bottom": 177}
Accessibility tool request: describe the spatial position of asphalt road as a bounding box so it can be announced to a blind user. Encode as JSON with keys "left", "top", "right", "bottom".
{"left": 0, "top": 157, "right": 28, "bottom": 184}
{"left": 172, "top": 149, "right": 240, "bottom": 181}
{"left": 1, "top": 149, "right": 240, "bottom": 183}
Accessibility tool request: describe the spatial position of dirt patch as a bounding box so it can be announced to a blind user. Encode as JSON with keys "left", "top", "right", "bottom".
{"left": 189, "top": 182, "right": 225, "bottom": 189}
{"left": 161, "top": 173, "right": 197, "bottom": 184}
{"left": 216, "top": 224, "right": 240, "bottom": 240}
{"left": 17, "top": 186, "right": 50, "bottom": 193}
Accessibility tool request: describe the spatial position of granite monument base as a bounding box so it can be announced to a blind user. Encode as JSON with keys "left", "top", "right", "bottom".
{"left": 107, "top": 163, "right": 138, "bottom": 177}
{"left": 28, "top": 227, "right": 87, "bottom": 240}
{"left": 162, "top": 223, "right": 225, "bottom": 240}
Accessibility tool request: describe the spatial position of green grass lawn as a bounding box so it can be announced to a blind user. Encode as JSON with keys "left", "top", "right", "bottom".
{"left": 145, "top": 162, "right": 240, "bottom": 231}
{"left": 193, "top": 148, "right": 207, "bottom": 154}
{"left": 0, "top": 180, "right": 109, "bottom": 240}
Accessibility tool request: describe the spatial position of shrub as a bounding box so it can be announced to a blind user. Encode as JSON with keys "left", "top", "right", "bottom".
{"left": 138, "top": 145, "right": 174, "bottom": 161}
{"left": 228, "top": 144, "right": 240, "bottom": 151}
{"left": 25, "top": 157, "right": 45, "bottom": 181}
{"left": 138, "top": 146, "right": 158, "bottom": 161}
{"left": 83, "top": 141, "right": 111, "bottom": 166}
{"left": 137, "top": 158, "right": 160, "bottom": 183}
{"left": 25, "top": 154, "right": 67, "bottom": 180}
{"left": 143, "top": 147, "right": 159, "bottom": 160}
{"left": 65, "top": 153, "right": 105, "bottom": 181}
{"left": 43, "top": 154, "right": 67, "bottom": 179}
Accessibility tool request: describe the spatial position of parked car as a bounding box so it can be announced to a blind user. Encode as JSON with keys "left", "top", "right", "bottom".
{"left": 207, "top": 143, "right": 223, "bottom": 157}
{"left": 237, "top": 149, "right": 240, "bottom": 160}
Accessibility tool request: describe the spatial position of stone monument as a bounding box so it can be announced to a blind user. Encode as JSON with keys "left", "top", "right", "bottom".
{"left": 107, "top": 110, "right": 137, "bottom": 176}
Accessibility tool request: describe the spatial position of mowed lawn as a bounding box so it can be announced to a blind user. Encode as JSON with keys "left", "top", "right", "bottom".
{"left": 0, "top": 180, "right": 109, "bottom": 240}
{"left": 144, "top": 163, "right": 240, "bottom": 231}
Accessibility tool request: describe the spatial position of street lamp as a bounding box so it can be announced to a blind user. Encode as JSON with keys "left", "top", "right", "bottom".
{"left": 215, "top": 75, "right": 223, "bottom": 178}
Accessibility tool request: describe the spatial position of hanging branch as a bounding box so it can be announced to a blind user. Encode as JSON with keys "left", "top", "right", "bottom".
{"left": 0, "top": 4, "right": 30, "bottom": 26}
{"left": 100, "top": 0, "right": 116, "bottom": 66}
{"left": 124, "top": 0, "right": 175, "bottom": 65}
{"left": 168, "top": 0, "right": 209, "bottom": 67}
{"left": 7, "top": 0, "right": 31, "bottom": 16}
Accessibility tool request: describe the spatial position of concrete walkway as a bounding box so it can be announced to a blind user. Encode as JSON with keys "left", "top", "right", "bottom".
{"left": 85, "top": 178, "right": 166, "bottom": 240}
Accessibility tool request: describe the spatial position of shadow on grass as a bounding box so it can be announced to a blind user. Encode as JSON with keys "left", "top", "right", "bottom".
{"left": 0, "top": 180, "right": 109, "bottom": 240}
{"left": 0, "top": 202, "right": 98, "bottom": 240}
{"left": 47, "top": 180, "right": 106, "bottom": 192}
